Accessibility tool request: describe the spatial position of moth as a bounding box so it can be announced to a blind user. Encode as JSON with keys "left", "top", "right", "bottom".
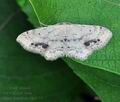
{"left": 16, "top": 23, "right": 112, "bottom": 61}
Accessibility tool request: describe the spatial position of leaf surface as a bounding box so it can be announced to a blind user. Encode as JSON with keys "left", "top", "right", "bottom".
{"left": 0, "top": 0, "right": 85, "bottom": 102}
{"left": 17, "top": 0, "right": 120, "bottom": 101}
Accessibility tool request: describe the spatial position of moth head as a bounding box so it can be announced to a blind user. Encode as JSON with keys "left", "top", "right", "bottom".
{"left": 83, "top": 26, "right": 112, "bottom": 51}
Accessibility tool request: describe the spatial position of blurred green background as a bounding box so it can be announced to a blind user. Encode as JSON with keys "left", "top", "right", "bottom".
{"left": 0, "top": 0, "right": 120, "bottom": 102}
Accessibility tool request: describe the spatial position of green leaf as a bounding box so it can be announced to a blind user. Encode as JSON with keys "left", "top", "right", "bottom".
{"left": 17, "top": 0, "right": 120, "bottom": 102}
{"left": 0, "top": 0, "right": 88, "bottom": 102}
{"left": 17, "top": 0, "right": 120, "bottom": 74}
{"left": 29, "top": 0, "right": 120, "bottom": 74}
{"left": 64, "top": 58, "right": 120, "bottom": 102}
{"left": 17, "top": 0, "right": 39, "bottom": 26}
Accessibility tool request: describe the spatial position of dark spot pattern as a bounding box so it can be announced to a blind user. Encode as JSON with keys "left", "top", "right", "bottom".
{"left": 100, "top": 27, "right": 102, "bottom": 29}
{"left": 97, "top": 39, "right": 100, "bottom": 41}
{"left": 31, "top": 42, "right": 49, "bottom": 49}
{"left": 55, "top": 40, "right": 58, "bottom": 41}
{"left": 67, "top": 39, "right": 70, "bottom": 42}
{"left": 50, "top": 37, "right": 84, "bottom": 43}
{"left": 84, "top": 39, "right": 99, "bottom": 46}
{"left": 84, "top": 42, "right": 90, "bottom": 46}
{"left": 64, "top": 38, "right": 67, "bottom": 42}
{"left": 31, "top": 43, "right": 34, "bottom": 45}
{"left": 73, "top": 39, "right": 76, "bottom": 41}
{"left": 60, "top": 40, "right": 63, "bottom": 42}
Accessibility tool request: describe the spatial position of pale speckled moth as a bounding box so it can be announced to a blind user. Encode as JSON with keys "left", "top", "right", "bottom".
{"left": 16, "top": 23, "right": 112, "bottom": 61}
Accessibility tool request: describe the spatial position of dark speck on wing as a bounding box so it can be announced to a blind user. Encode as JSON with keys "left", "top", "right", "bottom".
{"left": 100, "top": 26, "right": 102, "bottom": 29}
{"left": 84, "top": 39, "right": 99, "bottom": 46}
{"left": 31, "top": 42, "right": 49, "bottom": 49}
{"left": 64, "top": 38, "right": 67, "bottom": 42}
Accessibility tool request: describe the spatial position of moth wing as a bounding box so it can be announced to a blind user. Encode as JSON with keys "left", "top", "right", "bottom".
{"left": 44, "top": 37, "right": 66, "bottom": 60}
{"left": 66, "top": 24, "right": 112, "bottom": 60}
{"left": 67, "top": 49, "right": 92, "bottom": 60}
{"left": 16, "top": 25, "right": 65, "bottom": 56}
{"left": 44, "top": 49, "right": 64, "bottom": 60}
